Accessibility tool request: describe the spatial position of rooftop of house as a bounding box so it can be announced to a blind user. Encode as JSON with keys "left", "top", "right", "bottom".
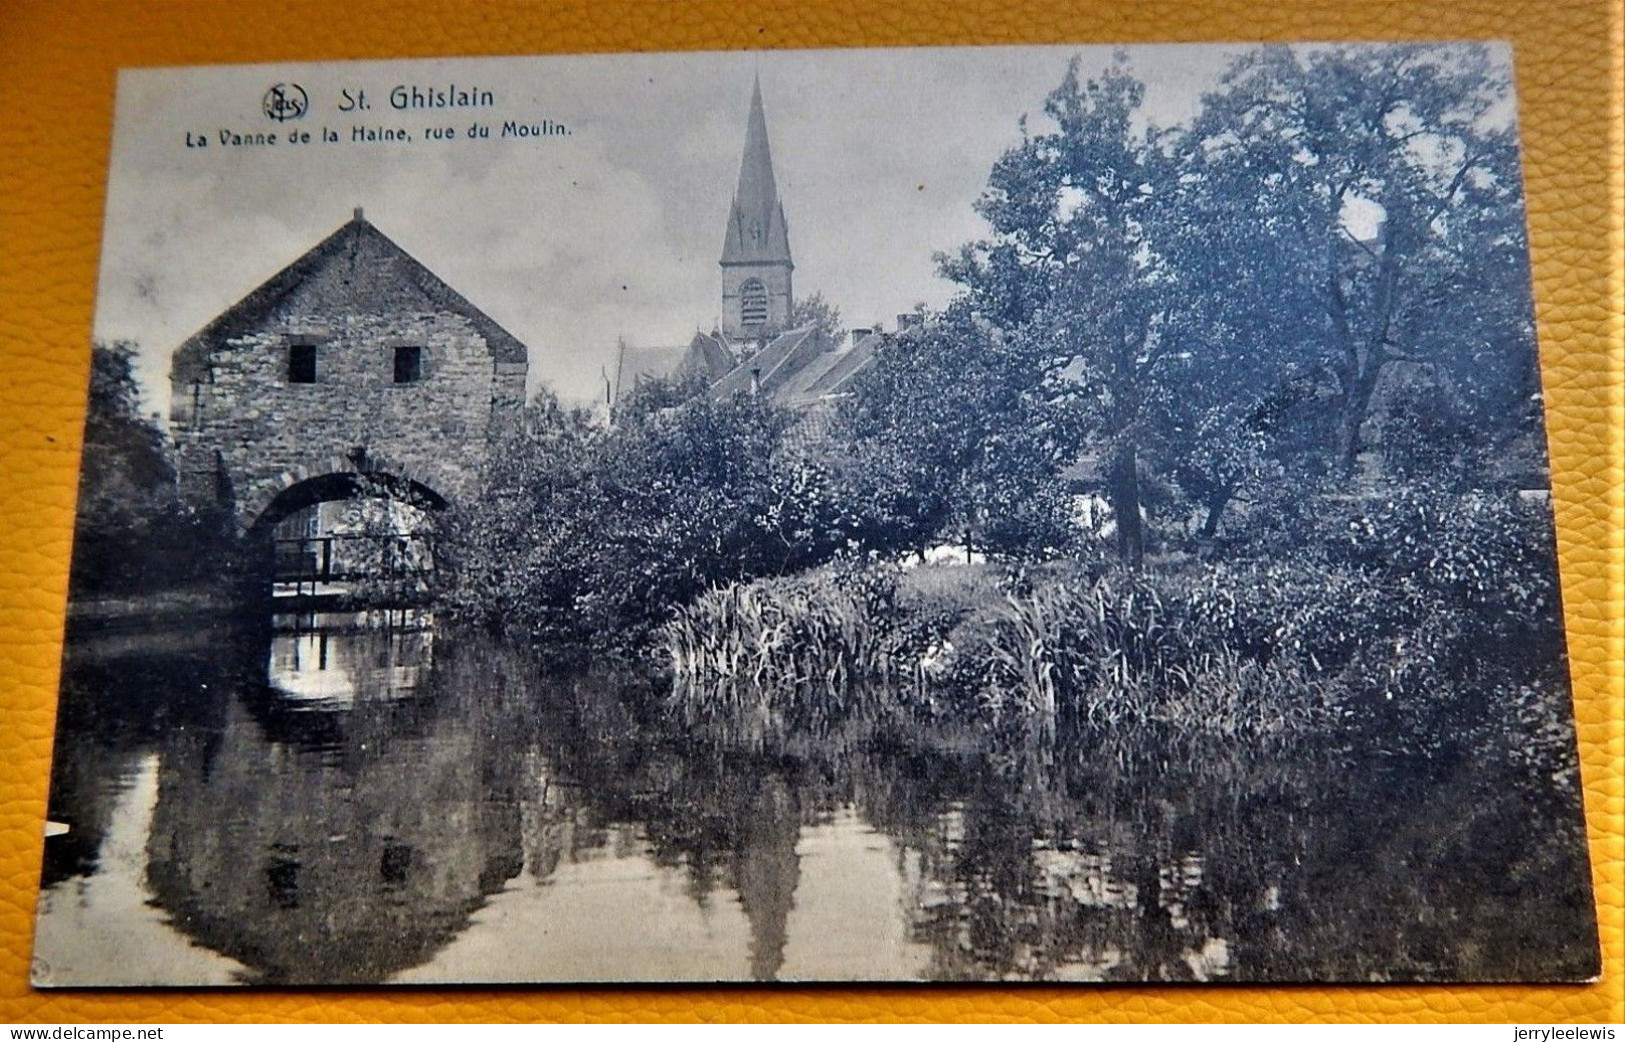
{"left": 616, "top": 324, "right": 888, "bottom": 412}
{"left": 613, "top": 331, "right": 740, "bottom": 402}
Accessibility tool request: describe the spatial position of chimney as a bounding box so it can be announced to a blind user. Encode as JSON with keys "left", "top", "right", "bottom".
{"left": 750, "top": 366, "right": 762, "bottom": 396}
{"left": 850, "top": 328, "right": 873, "bottom": 344}
{"left": 353, "top": 207, "right": 365, "bottom": 222}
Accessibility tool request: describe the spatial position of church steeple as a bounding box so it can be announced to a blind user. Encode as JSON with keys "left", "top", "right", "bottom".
{"left": 722, "top": 77, "right": 792, "bottom": 266}
{"left": 720, "top": 76, "right": 793, "bottom": 342}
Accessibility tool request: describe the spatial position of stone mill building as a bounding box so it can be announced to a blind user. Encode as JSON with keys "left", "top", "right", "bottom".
{"left": 169, "top": 208, "right": 528, "bottom": 537}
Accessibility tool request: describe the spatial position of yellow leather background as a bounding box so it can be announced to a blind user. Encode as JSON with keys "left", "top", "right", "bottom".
{"left": 0, "top": 0, "right": 1618, "bottom": 1023}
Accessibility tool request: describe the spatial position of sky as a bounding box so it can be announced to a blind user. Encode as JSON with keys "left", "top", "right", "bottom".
{"left": 95, "top": 45, "right": 1255, "bottom": 419}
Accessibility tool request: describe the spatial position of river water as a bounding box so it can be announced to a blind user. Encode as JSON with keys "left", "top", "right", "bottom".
{"left": 32, "top": 614, "right": 1598, "bottom": 986}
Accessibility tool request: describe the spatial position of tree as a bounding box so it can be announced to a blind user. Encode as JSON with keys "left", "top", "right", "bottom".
{"left": 847, "top": 47, "right": 1533, "bottom": 560}
{"left": 840, "top": 309, "right": 1083, "bottom": 559}
{"left": 79, "top": 342, "right": 174, "bottom": 515}
{"left": 442, "top": 394, "right": 607, "bottom": 640}
{"left": 938, "top": 57, "right": 1175, "bottom": 566}
{"left": 1143, "top": 89, "right": 1350, "bottom": 543}
{"left": 788, "top": 292, "right": 846, "bottom": 347}
{"left": 1182, "top": 44, "right": 1533, "bottom": 481}
{"left": 72, "top": 341, "right": 197, "bottom": 594}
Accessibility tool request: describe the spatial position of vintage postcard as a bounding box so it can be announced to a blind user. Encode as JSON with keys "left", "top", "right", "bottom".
{"left": 34, "top": 44, "right": 1599, "bottom": 986}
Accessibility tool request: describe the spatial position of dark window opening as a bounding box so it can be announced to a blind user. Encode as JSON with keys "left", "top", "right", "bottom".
{"left": 288, "top": 343, "right": 317, "bottom": 384}
{"left": 380, "top": 839, "right": 414, "bottom": 888}
{"left": 266, "top": 851, "right": 301, "bottom": 909}
{"left": 393, "top": 345, "right": 423, "bottom": 384}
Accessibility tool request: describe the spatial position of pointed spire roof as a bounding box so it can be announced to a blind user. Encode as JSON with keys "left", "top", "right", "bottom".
{"left": 721, "top": 77, "right": 792, "bottom": 267}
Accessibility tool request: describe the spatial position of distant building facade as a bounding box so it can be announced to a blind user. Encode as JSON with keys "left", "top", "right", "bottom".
{"left": 170, "top": 210, "right": 528, "bottom": 532}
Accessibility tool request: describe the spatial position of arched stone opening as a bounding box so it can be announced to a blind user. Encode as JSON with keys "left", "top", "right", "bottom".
{"left": 245, "top": 472, "right": 449, "bottom": 607}
{"left": 248, "top": 471, "right": 448, "bottom": 533}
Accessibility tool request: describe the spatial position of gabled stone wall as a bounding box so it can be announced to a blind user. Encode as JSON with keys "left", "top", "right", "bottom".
{"left": 175, "top": 310, "right": 524, "bottom": 530}
{"left": 170, "top": 216, "right": 529, "bottom": 531}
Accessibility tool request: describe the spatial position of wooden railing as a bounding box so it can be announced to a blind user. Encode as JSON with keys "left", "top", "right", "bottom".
{"left": 271, "top": 534, "right": 435, "bottom": 599}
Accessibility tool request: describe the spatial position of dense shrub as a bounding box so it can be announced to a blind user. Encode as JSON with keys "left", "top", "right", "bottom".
{"left": 442, "top": 386, "right": 861, "bottom": 648}
{"left": 71, "top": 342, "right": 231, "bottom": 597}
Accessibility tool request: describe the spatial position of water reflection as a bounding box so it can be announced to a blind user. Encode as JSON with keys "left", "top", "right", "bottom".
{"left": 143, "top": 624, "right": 522, "bottom": 984}
{"left": 35, "top": 618, "right": 1598, "bottom": 985}
{"left": 267, "top": 610, "right": 434, "bottom": 707}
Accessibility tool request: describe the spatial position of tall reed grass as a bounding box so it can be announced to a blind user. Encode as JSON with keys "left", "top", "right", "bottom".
{"left": 664, "top": 564, "right": 922, "bottom": 725}
{"left": 963, "top": 572, "right": 1340, "bottom": 734}
{"left": 666, "top": 560, "right": 1345, "bottom": 738}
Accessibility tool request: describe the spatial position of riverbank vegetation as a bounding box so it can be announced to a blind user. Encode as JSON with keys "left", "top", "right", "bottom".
{"left": 666, "top": 483, "right": 1567, "bottom": 749}
{"left": 440, "top": 380, "right": 858, "bottom": 647}
{"left": 71, "top": 341, "right": 228, "bottom": 600}
{"left": 442, "top": 44, "right": 1569, "bottom": 749}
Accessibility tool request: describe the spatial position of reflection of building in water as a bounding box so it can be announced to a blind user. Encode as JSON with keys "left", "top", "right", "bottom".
{"left": 266, "top": 616, "right": 434, "bottom": 706}
{"left": 732, "top": 776, "right": 801, "bottom": 981}
{"left": 42, "top": 620, "right": 1600, "bottom": 984}
{"left": 525, "top": 749, "right": 806, "bottom": 980}
{"left": 34, "top": 754, "right": 253, "bottom": 986}
{"left": 144, "top": 630, "right": 524, "bottom": 984}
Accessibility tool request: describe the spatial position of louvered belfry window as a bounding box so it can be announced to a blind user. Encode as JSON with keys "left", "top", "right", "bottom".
{"left": 740, "top": 278, "right": 769, "bottom": 326}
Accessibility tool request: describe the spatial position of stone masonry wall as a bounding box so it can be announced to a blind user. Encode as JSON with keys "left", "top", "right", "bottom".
{"left": 175, "top": 310, "right": 516, "bottom": 529}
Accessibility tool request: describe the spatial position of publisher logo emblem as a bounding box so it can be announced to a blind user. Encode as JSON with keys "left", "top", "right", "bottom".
{"left": 263, "top": 83, "right": 309, "bottom": 122}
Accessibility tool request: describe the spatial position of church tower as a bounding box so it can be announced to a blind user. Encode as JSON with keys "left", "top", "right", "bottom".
{"left": 720, "top": 77, "right": 794, "bottom": 343}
